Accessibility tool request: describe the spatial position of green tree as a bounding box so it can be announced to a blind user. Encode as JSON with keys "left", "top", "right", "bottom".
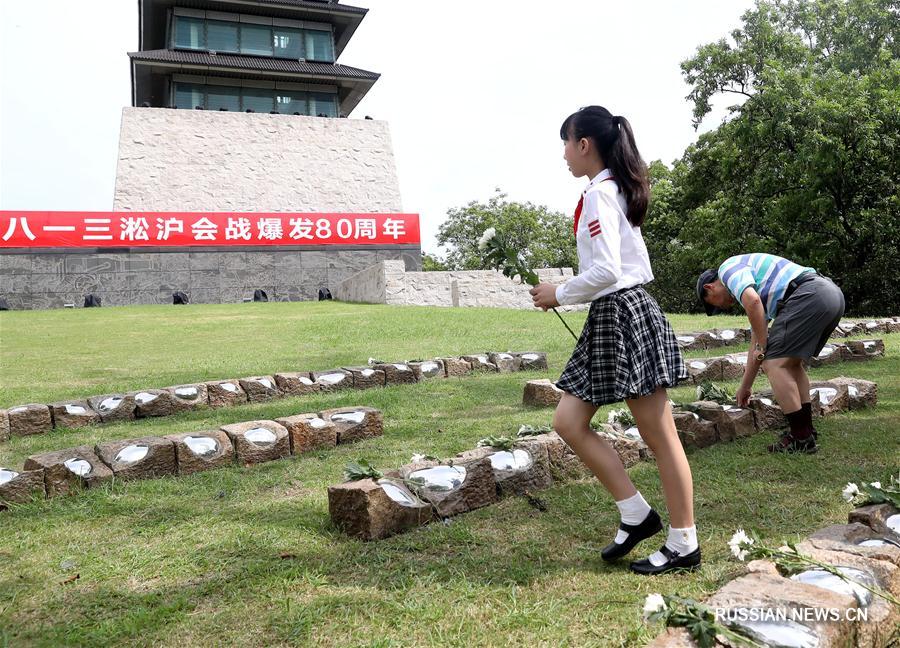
{"left": 437, "top": 190, "right": 577, "bottom": 272}
{"left": 421, "top": 252, "right": 448, "bottom": 271}
{"left": 645, "top": 0, "right": 900, "bottom": 315}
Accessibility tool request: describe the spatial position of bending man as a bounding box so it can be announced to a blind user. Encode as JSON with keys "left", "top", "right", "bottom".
{"left": 696, "top": 254, "right": 845, "bottom": 453}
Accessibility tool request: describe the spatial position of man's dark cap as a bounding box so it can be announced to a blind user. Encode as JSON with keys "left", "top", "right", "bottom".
{"left": 697, "top": 269, "right": 722, "bottom": 316}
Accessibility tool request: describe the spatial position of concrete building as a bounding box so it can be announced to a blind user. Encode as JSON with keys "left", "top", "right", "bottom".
{"left": 0, "top": 0, "right": 419, "bottom": 310}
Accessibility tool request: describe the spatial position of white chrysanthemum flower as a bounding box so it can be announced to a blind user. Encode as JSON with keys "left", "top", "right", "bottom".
{"left": 477, "top": 227, "right": 497, "bottom": 250}
{"left": 842, "top": 482, "right": 860, "bottom": 502}
{"left": 411, "top": 453, "right": 426, "bottom": 462}
{"left": 728, "top": 528, "right": 753, "bottom": 561}
{"left": 870, "top": 481, "right": 882, "bottom": 489}
{"left": 642, "top": 593, "right": 667, "bottom": 621}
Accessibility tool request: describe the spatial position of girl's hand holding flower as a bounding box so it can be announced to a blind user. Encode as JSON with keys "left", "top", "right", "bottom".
{"left": 530, "top": 283, "right": 560, "bottom": 311}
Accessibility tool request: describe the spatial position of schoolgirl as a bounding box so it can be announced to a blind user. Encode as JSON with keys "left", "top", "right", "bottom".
{"left": 530, "top": 106, "right": 699, "bottom": 574}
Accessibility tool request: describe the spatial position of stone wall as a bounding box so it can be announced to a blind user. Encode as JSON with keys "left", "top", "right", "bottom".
{"left": 0, "top": 247, "right": 419, "bottom": 310}
{"left": 113, "top": 108, "right": 403, "bottom": 213}
{"left": 333, "top": 261, "right": 583, "bottom": 310}
{"left": 0, "top": 109, "right": 419, "bottom": 310}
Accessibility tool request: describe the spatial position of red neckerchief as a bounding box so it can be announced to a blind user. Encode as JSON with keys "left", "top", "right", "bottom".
{"left": 573, "top": 176, "right": 615, "bottom": 236}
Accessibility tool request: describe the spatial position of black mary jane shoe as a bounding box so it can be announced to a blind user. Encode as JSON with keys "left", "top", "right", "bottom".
{"left": 629, "top": 545, "right": 702, "bottom": 575}
{"left": 600, "top": 509, "right": 663, "bottom": 562}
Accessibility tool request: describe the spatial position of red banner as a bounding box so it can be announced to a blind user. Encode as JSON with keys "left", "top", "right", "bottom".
{"left": 0, "top": 212, "right": 420, "bottom": 248}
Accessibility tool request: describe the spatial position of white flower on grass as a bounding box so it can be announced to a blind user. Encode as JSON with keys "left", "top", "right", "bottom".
{"left": 477, "top": 227, "right": 497, "bottom": 250}
{"left": 871, "top": 481, "right": 882, "bottom": 489}
{"left": 411, "top": 453, "right": 426, "bottom": 462}
{"left": 728, "top": 528, "right": 754, "bottom": 561}
{"left": 842, "top": 482, "right": 860, "bottom": 502}
{"left": 642, "top": 593, "right": 667, "bottom": 621}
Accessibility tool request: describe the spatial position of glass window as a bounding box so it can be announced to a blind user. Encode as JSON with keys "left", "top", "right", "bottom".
{"left": 241, "top": 24, "right": 273, "bottom": 56}
{"left": 242, "top": 88, "right": 274, "bottom": 113}
{"left": 174, "top": 82, "right": 205, "bottom": 110}
{"left": 310, "top": 92, "right": 337, "bottom": 117}
{"left": 304, "top": 30, "right": 334, "bottom": 62}
{"left": 273, "top": 27, "right": 303, "bottom": 59}
{"left": 207, "top": 20, "right": 239, "bottom": 53}
{"left": 207, "top": 85, "right": 241, "bottom": 111}
{"left": 174, "top": 16, "right": 205, "bottom": 50}
{"left": 275, "top": 91, "right": 308, "bottom": 115}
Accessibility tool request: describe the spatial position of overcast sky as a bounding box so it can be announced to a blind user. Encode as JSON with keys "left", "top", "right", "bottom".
{"left": 0, "top": 0, "right": 755, "bottom": 254}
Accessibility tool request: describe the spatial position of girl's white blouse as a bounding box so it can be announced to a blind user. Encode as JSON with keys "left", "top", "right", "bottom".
{"left": 555, "top": 169, "right": 654, "bottom": 306}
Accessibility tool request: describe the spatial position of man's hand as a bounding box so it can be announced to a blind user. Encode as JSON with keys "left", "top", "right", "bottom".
{"left": 530, "top": 283, "right": 560, "bottom": 311}
{"left": 736, "top": 385, "right": 752, "bottom": 408}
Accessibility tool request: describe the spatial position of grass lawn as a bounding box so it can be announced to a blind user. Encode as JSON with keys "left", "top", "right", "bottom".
{"left": 0, "top": 302, "right": 897, "bottom": 647}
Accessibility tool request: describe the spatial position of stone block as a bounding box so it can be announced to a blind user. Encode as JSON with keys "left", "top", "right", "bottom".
{"left": 672, "top": 411, "right": 719, "bottom": 449}
{"left": 523, "top": 379, "right": 563, "bottom": 407}
{"left": 440, "top": 357, "right": 472, "bottom": 377}
{"left": 511, "top": 351, "right": 549, "bottom": 371}
{"left": 24, "top": 446, "right": 114, "bottom": 496}
{"left": 399, "top": 456, "right": 498, "bottom": 518}
{"left": 705, "top": 572, "right": 855, "bottom": 648}
{"left": 808, "top": 382, "right": 851, "bottom": 416}
{"left": 694, "top": 402, "right": 757, "bottom": 441}
{"left": 320, "top": 407, "right": 383, "bottom": 444}
{"left": 47, "top": 401, "right": 101, "bottom": 429}
{"left": 341, "top": 366, "right": 385, "bottom": 389}
{"left": 7, "top": 404, "right": 53, "bottom": 437}
{"left": 273, "top": 371, "right": 322, "bottom": 396}
{"left": 720, "top": 356, "right": 746, "bottom": 380}
{"left": 695, "top": 331, "right": 726, "bottom": 349}
{"left": 461, "top": 354, "right": 499, "bottom": 373}
{"left": 87, "top": 393, "right": 137, "bottom": 423}
{"left": 165, "top": 430, "right": 235, "bottom": 475}
{"left": 372, "top": 362, "right": 417, "bottom": 386}
{"left": 488, "top": 352, "right": 521, "bottom": 373}
{"left": 310, "top": 368, "right": 353, "bottom": 392}
{"left": 834, "top": 320, "right": 864, "bottom": 337}
{"left": 862, "top": 319, "right": 888, "bottom": 334}
{"left": 205, "top": 380, "right": 249, "bottom": 408}
{"left": 328, "top": 478, "right": 433, "bottom": 541}
{"left": 686, "top": 357, "right": 724, "bottom": 383}
{"left": 826, "top": 377, "right": 878, "bottom": 410}
{"left": 131, "top": 389, "right": 181, "bottom": 418}
{"left": 805, "top": 523, "right": 900, "bottom": 568}
{"left": 748, "top": 396, "right": 786, "bottom": 430}
{"left": 525, "top": 432, "right": 593, "bottom": 480}
{"left": 238, "top": 376, "right": 282, "bottom": 402}
{"left": 788, "top": 545, "right": 900, "bottom": 647}
{"left": 0, "top": 409, "right": 8, "bottom": 443}
{"left": 164, "top": 384, "right": 209, "bottom": 411}
{"left": 407, "top": 359, "right": 445, "bottom": 381}
{"left": 220, "top": 420, "right": 291, "bottom": 466}
{"left": 844, "top": 339, "right": 885, "bottom": 360}
{"left": 595, "top": 424, "right": 646, "bottom": 466}
{"left": 275, "top": 413, "right": 337, "bottom": 454}
{"left": 645, "top": 629, "right": 695, "bottom": 648}
{"left": 809, "top": 342, "right": 844, "bottom": 367}
{"left": 95, "top": 436, "right": 177, "bottom": 480}
{"left": 0, "top": 468, "right": 46, "bottom": 508}
{"left": 674, "top": 333, "right": 704, "bottom": 351}
{"left": 849, "top": 503, "right": 899, "bottom": 540}
{"left": 456, "top": 441, "right": 552, "bottom": 497}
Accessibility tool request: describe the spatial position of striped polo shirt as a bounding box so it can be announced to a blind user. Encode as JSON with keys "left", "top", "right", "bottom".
{"left": 718, "top": 254, "right": 815, "bottom": 320}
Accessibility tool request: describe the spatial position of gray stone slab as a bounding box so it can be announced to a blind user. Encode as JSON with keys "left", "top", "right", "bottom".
{"left": 164, "top": 384, "right": 209, "bottom": 411}
{"left": 341, "top": 366, "right": 385, "bottom": 389}
{"left": 166, "top": 429, "right": 235, "bottom": 475}
{"left": 188, "top": 252, "right": 218, "bottom": 271}
{"left": 238, "top": 376, "right": 282, "bottom": 402}
{"left": 310, "top": 369, "right": 353, "bottom": 392}
{"left": 320, "top": 407, "right": 383, "bottom": 444}
{"left": 0, "top": 468, "right": 46, "bottom": 508}
{"left": 328, "top": 478, "right": 433, "bottom": 541}
{"left": 398, "top": 456, "right": 498, "bottom": 518}
{"left": 205, "top": 380, "right": 248, "bottom": 408}
{"left": 273, "top": 371, "right": 321, "bottom": 396}
{"left": 87, "top": 393, "right": 137, "bottom": 423}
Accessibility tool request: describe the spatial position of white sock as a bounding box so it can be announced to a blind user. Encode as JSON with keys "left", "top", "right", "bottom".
{"left": 648, "top": 525, "right": 698, "bottom": 566}
{"left": 613, "top": 492, "right": 652, "bottom": 544}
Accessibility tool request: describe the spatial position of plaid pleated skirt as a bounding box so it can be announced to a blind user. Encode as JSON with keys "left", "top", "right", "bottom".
{"left": 556, "top": 286, "right": 687, "bottom": 406}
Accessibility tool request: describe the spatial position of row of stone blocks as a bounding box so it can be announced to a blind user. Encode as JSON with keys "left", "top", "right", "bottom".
{"left": 327, "top": 423, "right": 646, "bottom": 541}
{"left": 522, "top": 339, "right": 883, "bottom": 408}
{"left": 524, "top": 376, "right": 877, "bottom": 450}
{"left": 0, "top": 406, "right": 383, "bottom": 509}
{"left": 648, "top": 503, "right": 900, "bottom": 648}
{"left": 0, "top": 351, "right": 548, "bottom": 441}
{"left": 674, "top": 317, "right": 899, "bottom": 352}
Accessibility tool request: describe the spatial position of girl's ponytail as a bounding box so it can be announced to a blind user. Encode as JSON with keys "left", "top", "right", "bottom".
{"left": 560, "top": 107, "right": 650, "bottom": 227}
